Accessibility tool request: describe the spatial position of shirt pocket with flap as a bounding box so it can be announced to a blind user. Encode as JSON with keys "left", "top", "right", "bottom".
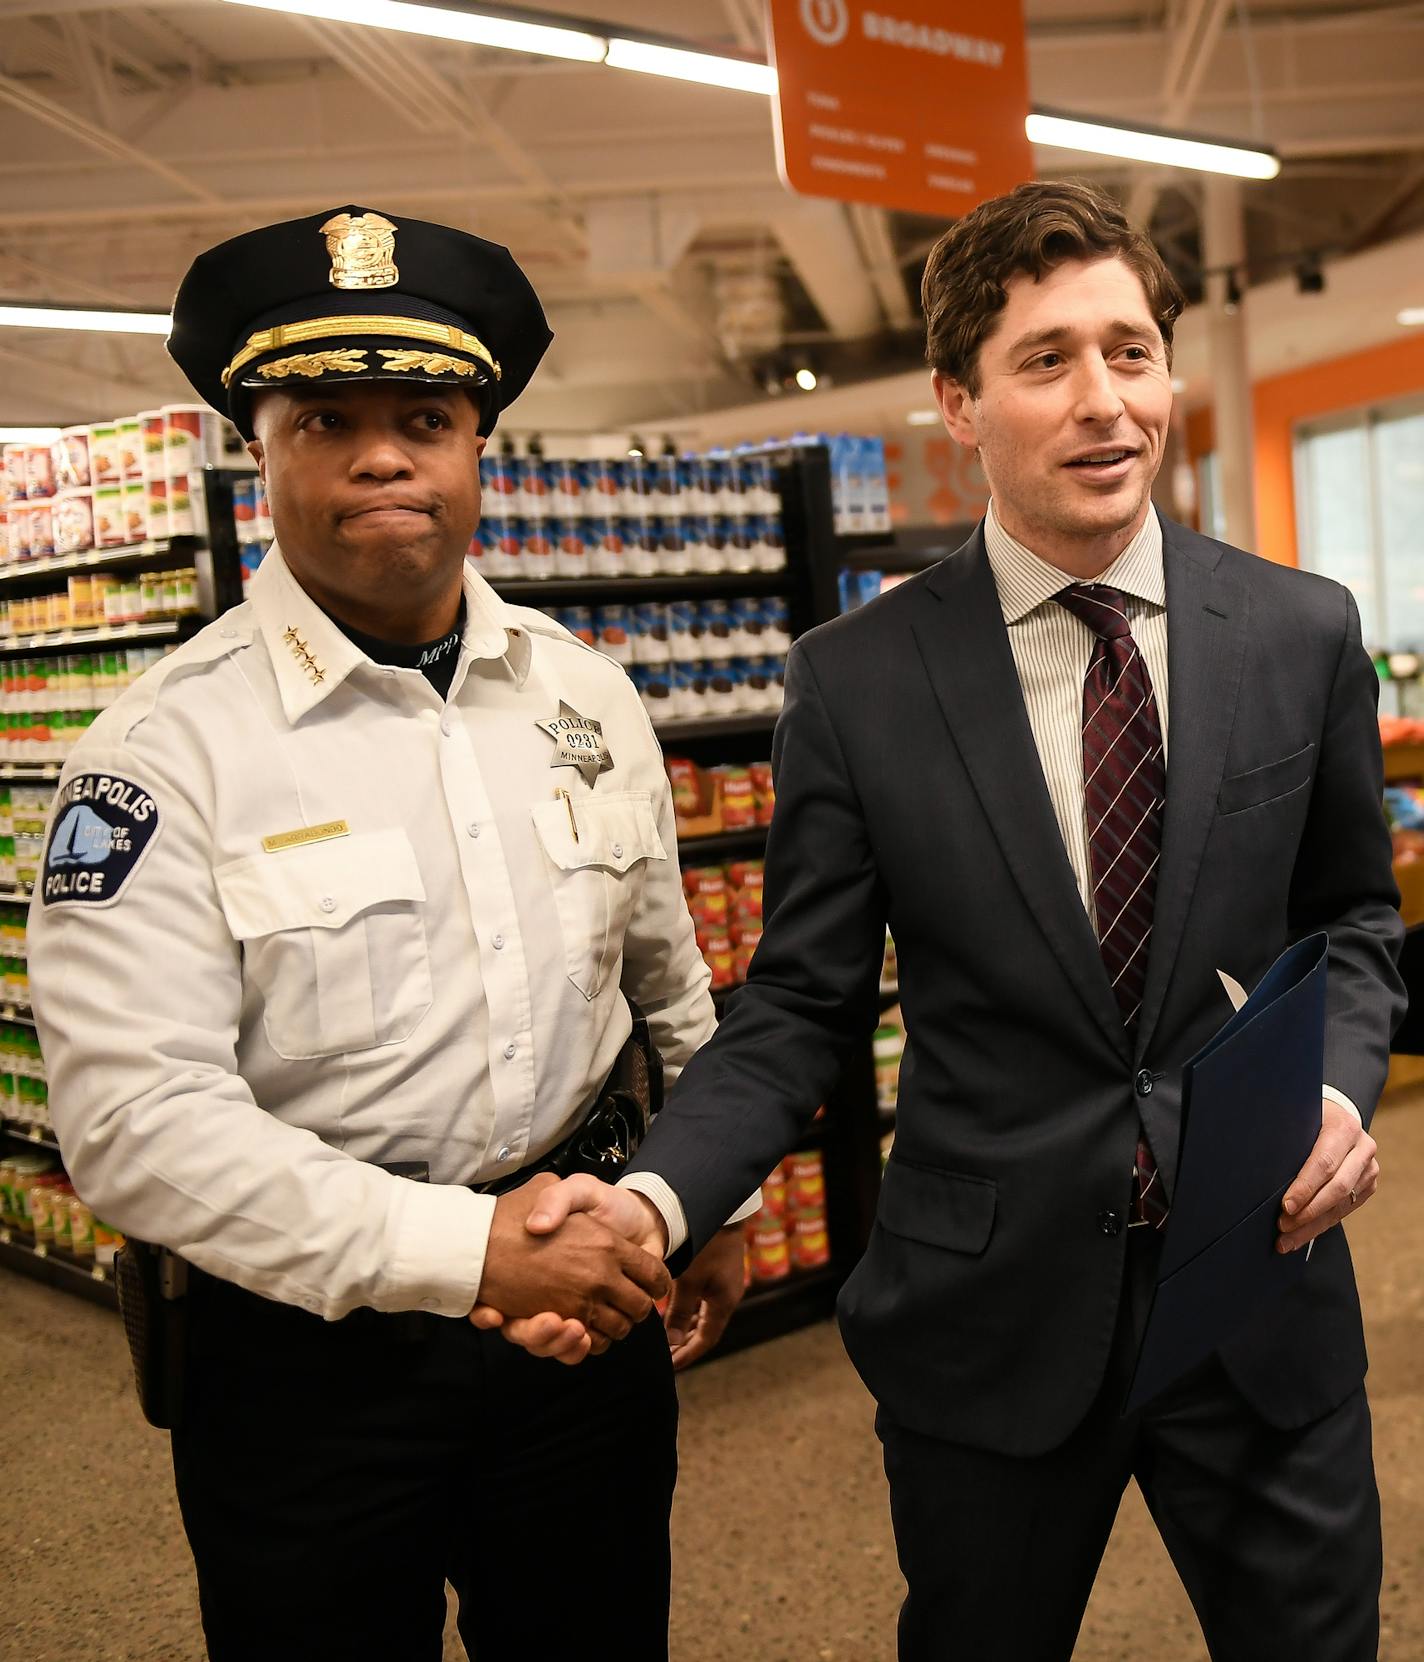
{"left": 530, "top": 790, "right": 667, "bottom": 1001}
{"left": 214, "top": 828, "right": 432, "bottom": 1061}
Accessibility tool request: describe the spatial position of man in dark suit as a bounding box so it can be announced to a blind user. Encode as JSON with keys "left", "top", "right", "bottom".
{"left": 478, "top": 180, "right": 1404, "bottom": 1660}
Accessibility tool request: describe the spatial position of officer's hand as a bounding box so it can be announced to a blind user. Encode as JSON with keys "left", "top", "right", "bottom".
{"left": 470, "top": 1177, "right": 669, "bottom": 1365}
{"left": 665, "top": 1223, "right": 747, "bottom": 1371}
{"left": 473, "top": 1173, "right": 670, "bottom": 1353}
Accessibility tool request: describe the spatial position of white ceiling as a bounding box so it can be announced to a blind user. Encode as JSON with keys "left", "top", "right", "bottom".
{"left": 0, "top": 0, "right": 1421, "bottom": 431}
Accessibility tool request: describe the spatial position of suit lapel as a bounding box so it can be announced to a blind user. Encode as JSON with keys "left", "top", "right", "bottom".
{"left": 1134, "top": 523, "right": 1249, "bottom": 1061}
{"left": 914, "top": 532, "right": 1129, "bottom": 1059}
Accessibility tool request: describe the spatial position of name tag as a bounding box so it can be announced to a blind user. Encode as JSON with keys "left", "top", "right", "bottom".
{"left": 261, "top": 819, "right": 351, "bottom": 854}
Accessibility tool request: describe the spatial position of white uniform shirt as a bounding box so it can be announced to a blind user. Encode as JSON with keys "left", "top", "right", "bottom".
{"left": 30, "top": 544, "right": 747, "bottom": 1319}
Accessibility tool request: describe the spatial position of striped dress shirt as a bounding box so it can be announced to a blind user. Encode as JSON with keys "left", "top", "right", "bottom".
{"left": 983, "top": 500, "right": 1168, "bottom": 930}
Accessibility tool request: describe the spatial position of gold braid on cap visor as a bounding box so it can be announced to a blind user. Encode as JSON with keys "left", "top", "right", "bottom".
{"left": 221, "top": 314, "right": 502, "bottom": 387}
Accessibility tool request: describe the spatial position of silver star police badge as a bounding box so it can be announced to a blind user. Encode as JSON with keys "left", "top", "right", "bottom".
{"left": 537, "top": 701, "right": 613, "bottom": 787}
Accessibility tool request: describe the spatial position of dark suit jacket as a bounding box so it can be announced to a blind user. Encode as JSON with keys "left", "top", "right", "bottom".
{"left": 629, "top": 517, "right": 1405, "bottom": 1455}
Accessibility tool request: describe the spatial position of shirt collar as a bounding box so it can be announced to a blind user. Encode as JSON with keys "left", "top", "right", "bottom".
{"left": 250, "top": 541, "right": 530, "bottom": 724}
{"left": 983, "top": 500, "right": 1166, "bottom": 626}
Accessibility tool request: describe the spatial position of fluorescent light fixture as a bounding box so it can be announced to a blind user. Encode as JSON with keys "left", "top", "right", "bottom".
{"left": 0, "top": 426, "right": 61, "bottom": 443}
{"left": 0, "top": 304, "right": 171, "bottom": 335}
{"left": 604, "top": 37, "right": 777, "bottom": 94}
{"left": 218, "top": 0, "right": 606, "bottom": 60}
{"left": 794, "top": 367, "right": 818, "bottom": 391}
{"left": 906, "top": 409, "right": 940, "bottom": 426}
{"left": 1400, "top": 308, "right": 1424, "bottom": 327}
{"left": 1026, "top": 111, "right": 1280, "bottom": 180}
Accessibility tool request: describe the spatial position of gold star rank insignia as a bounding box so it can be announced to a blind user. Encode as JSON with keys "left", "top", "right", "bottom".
{"left": 537, "top": 701, "right": 613, "bottom": 788}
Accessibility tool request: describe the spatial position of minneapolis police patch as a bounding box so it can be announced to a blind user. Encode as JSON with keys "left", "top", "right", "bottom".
{"left": 42, "top": 773, "right": 161, "bottom": 907}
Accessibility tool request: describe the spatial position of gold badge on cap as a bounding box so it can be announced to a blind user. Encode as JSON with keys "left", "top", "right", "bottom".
{"left": 320, "top": 212, "right": 399, "bottom": 291}
{"left": 538, "top": 701, "right": 613, "bottom": 788}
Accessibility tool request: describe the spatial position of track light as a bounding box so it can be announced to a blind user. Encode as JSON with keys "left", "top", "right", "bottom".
{"left": 1026, "top": 110, "right": 1279, "bottom": 180}
{"left": 0, "top": 304, "right": 171, "bottom": 335}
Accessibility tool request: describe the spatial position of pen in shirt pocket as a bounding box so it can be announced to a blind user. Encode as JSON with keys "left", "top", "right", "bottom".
{"left": 559, "top": 788, "right": 579, "bottom": 843}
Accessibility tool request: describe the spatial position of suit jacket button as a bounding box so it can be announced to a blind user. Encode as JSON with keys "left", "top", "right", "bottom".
{"left": 1135, "top": 1069, "right": 1154, "bottom": 1097}
{"left": 1098, "top": 1211, "right": 1123, "bottom": 1236}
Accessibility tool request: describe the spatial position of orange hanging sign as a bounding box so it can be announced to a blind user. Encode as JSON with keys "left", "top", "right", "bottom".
{"left": 767, "top": 0, "right": 1034, "bottom": 218}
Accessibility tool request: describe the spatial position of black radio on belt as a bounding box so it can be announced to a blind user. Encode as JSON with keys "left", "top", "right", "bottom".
{"left": 114, "top": 1239, "right": 189, "bottom": 1430}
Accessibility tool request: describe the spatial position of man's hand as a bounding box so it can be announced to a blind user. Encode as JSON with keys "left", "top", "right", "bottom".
{"left": 665, "top": 1223, "right": 747, "bottom": 1371}
{"left": 472, "top": 1173, "right": 670, "bottom": 1354}
{"left": 469, "top": 1176, "right": 668, "bottom": 1363}
{"left": 1277, "top": 1100, "right": 1380, "bottom": 1253}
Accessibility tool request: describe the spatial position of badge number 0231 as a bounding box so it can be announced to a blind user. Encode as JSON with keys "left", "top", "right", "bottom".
{"left": 538, "top": 701, "right": 613, "bottom": 789}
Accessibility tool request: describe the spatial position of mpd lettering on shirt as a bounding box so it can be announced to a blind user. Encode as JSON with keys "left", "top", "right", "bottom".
{"left": 42, "top": 773, "right": 161, "bottom": 906}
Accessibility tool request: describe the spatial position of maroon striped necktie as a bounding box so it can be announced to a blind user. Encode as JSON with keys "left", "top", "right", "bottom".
{"left": 1054, "top": 583, "right": 1169, "bottom": 1229}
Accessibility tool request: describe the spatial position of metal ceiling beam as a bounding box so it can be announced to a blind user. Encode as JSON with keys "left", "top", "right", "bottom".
{"left": 299, "top": 19, "right": 588, "bottom": 255}
{"left": 847, "top": 203, "right": 915, "bottom": 331}
{"left": 771, "top": 200, "right": 883, "bottom": 341}
{"left": 1127, "top": 0, "right": 1235, "bottom": 226}
{"left": 0, "top": 246, "right": 142, "bottom": 306}
{"left": 0, "top": 339, "right": 174, "bottom": 411}
{"left": 56, "top": 14, "right": 119, "bottom": 128}
{"left": 720, "top": 0, "right": 764, "bottom": 54}
{"left": 0, "top": 173, "right": 777, "bottom": 234}
{"left": 0, "top": 72, "right": 219, "bottom": 202}
{"left": 1347, "top": 158, "right": 1424, "bottom": 250}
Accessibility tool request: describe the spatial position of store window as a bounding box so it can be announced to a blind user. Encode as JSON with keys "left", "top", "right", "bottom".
{"left": 1196, "top": 452, "right": 1227, "bottom": 542}
{"left": 1294, "top": 397, "right": 1424, "bottom": 650}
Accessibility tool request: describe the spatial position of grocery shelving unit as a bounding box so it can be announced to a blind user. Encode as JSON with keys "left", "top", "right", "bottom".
{"left": 0, "top": 468, "right": 246, "bottom": 1310}
{"left": 483, "top": 442, "right": 891, "bottom": 1357}
{"left": 1, "top": 448, "right": 893, "bottom": 1357}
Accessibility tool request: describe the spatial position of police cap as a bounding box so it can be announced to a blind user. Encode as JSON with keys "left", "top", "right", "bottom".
{"left": 167, "top": 205, "right": 552, "bottom": 439}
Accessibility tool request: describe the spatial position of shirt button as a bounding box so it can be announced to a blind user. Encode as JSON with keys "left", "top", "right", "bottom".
{"left": 503, "top": 1042, "right": 517, "bottom": 1061}
{"left": 1098, "top": 1210, "right": 1123, "bottom": 1237}
{"left": 440, "top": 717, "right": 453, "bottom": 736}
{"left": 319, "top": 896, "right": 337, "bottom": 913}
{"left": 492, "top": 933, "right": 504, "bottom": 950}
{"left": 467, "top": 822, "right": 480, "bottom": 838}
{"left": 219, "top": 627, "right": 237, "bottom": 639}
{"left": 1135, "top": 1069, "right": 1154, "bottom": 1097}
{"left": 611, "top": 842, "right": 624, "bottom": 859}
{"left": 496, "top": 1146, "right": 511, "bottom": 1163}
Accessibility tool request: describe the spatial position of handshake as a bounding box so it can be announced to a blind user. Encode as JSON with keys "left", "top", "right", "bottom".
{"left": 469, "top": 1172, "right": 746, "bottom": 1370}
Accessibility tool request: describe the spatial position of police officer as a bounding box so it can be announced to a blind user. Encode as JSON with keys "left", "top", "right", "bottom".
{"left": 28, "top": 206, "right": 755, "bottom": 1661}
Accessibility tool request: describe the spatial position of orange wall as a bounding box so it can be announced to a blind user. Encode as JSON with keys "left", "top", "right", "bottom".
{"left": 1185, "top": 331, "right": 1424, "bottom": 566}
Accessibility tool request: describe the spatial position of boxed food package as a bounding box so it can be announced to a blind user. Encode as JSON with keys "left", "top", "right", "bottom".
{"left": 56, "top": 426, "right": 91, "bottom": 489}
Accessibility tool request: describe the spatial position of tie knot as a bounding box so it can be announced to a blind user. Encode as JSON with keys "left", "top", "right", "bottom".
{"left": 1055, "top": 583, "right": 1132, "bottom": 641}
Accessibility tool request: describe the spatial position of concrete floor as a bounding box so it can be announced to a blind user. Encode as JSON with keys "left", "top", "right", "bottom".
{"left": 4, "top": 1089, "right": 1422, "bottom": 1661}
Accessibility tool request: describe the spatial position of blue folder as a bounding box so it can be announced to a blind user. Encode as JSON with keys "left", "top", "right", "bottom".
{"left": 1124, "top": 932, "right": 1328, "bottom": 1414}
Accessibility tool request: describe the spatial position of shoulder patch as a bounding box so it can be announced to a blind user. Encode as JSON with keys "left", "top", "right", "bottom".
{"left": 41, "top": 773, "right": 161, "bottom": 907}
